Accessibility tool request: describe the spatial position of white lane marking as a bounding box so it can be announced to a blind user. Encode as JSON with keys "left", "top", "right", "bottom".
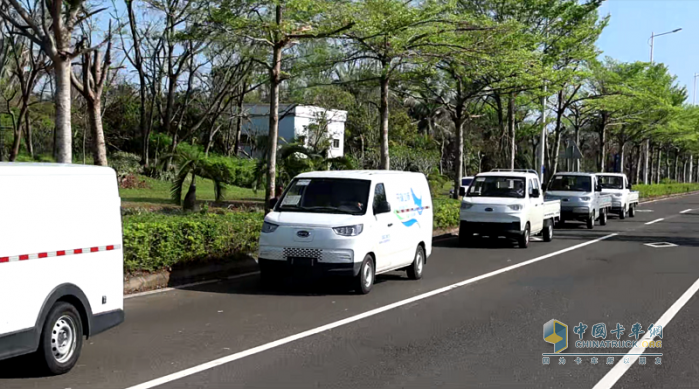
{"left": 124, "top": 272, "right": 259, "bottom": 300}
{"left": 593, "top": 276, "right": 699, "bottom": 389}
{"left": 645, "top": 218, "right": 664, "bottom": 225}
{"left": 124, "top": 233, "right": 618, "bottom": 389}
{"left": 680, "top": 209, "right": 693, "bottom": 214}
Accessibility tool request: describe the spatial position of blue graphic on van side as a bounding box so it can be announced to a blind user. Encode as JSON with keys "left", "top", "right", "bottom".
{"left": 396, "top": 188, "right": 423, "bottom": 227}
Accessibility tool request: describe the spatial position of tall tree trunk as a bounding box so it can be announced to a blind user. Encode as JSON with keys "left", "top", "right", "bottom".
{"left": 635, "top": 145, "right": 642, "bottom": 184}
{"left": 689, "top": 155, "right": 694, "bottom": 183}
{"left": 9, "top": 110, "right": 23, "bottom": 161}
{"left": 88, "top": 100, "right": 108, "bottom": 166}
{"left": 682, "top": 158, "right": 688, "bottom": 183}
{"left": 619, "top": 142, "right": 625, "bottom": 175}
{"left": 453, "top": 110, "right": 464, "bottom": 199}
{"left": 674, "top": 151, "right": 680, "bottom": 181}
{"left": 233, "top": 82, "right": 246, "bottom": 156}
{"left": 24, "top": 109, "right": 33, "bottom": 157}
{"left": 643, "top": 139, "right": 650, "bottom": 184}
{"left": 54, "top": 58, "right": 72, "bottom": 163}
{"left": 574, "top": 126, "right": 581, "bottom": 172}
{"left": 656, "top": 148, "right": 662, "bottom": 184}
{"left": 162, "top": 76, "right": 178, "bottom": 171}
{"left": 379, "top": 73, "right": 390, "bottom": 170}
{"left": 138, "top": 76, "right": 149, "bottom": 166}
{"left": 598, "top": 120, "right": 606, "bottom": 172}
{"left": 265, "top": 11, "right": 283, "bottom": 213}
{"left": 508, "top": 93, "right": 516, "bottom": 170}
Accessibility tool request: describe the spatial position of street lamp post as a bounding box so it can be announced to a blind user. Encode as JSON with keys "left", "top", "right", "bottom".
{"left": 693, "top": 73, "right": 699, "bottom": 105}
{"left": 644, "top": 28, "right": 682, "bottom": 185}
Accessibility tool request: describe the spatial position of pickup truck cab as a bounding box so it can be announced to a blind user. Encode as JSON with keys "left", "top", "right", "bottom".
{"left": 544, "top": 172, "right": 613, "bottom": 229}
{"left": 458, "top": 169, "right": 560, "bottom": 248}
{"left": 596, "top": 173, "right": 639, "bottom": 218}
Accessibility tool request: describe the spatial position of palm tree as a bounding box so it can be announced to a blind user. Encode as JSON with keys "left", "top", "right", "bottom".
{"left": 169, "top": 150, "right": 231, "bottom": 211}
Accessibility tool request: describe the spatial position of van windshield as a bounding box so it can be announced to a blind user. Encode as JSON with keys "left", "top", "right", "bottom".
{"left": 277, "top": 178, "right": 371, "bottom": 215}
{"left": 467, "top": 176, "right": 525, "bottom": 198}
{"left": 548, "top": 175, "right": 592, "bottom": 192}
{"left": 598, "top": 175, "right": 624, "bottom": 189}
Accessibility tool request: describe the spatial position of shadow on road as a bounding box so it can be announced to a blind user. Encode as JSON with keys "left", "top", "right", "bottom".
{"left": 0, "top": 354, "right": 50, "bottom": 379}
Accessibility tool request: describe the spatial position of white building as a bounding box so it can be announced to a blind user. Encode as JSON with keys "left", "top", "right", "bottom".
{"left": 241, "top": 104, "right": 347, "bottom": 158}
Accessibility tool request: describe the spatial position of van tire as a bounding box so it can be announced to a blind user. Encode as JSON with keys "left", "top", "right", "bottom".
{"left": 543, "top": 221, "right": 553, "bottom": 242}
{"left": 458, "top": 223, "right": 473, "bottom": 247}
{"left": 629, "top": 205, "right": 636, "bottom": 217}
{"left": 38, "top": 302, "right": 84, "bottom": 375}
{"left": 407, "top": 246, "right": 425, "bottom": 280}
{"left": 518, "top": 224, "right": 530, "bottom": 249}
{"left": 587, "top": 213, "right": 595, "bottom": 229}
{"left": 354, "top": 255, "right": 374, "bottom": 294}
{"left": 600, "top": 209, "right": 608, "bottom": 226}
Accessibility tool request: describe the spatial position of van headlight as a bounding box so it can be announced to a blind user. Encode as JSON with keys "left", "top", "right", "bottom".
{"left": 579, "top": 197, "right": 591, "bottom": 202}
{"left": 460, "top": 202, "right": 473, "bottom": 210}
{"left": 333, "top": 224, "right": 363, "bottom": 236}
{"left": 261, "top": 222, "right": 279, "bottom": 233}
{"left": 508, "top": 204, "right": 523, "bottom": 211}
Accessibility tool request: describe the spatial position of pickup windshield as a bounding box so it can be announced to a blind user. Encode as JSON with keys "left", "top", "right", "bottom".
{"left": 548, "top": 175, "right": 591, "bottom": 192}
{"left": 276, "top": 178, "right": 371, "bottom": 215}
{"left": 598, "top": 175, "right": 624, "bottom": 189}
{"left": 468, "top": 176, "right": 525, "bottom": 198}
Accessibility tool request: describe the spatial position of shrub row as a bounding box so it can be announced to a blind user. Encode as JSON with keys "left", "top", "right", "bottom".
{"left": 122, "top": 211, "right": 263, "bottom": 273}
{"left": 633, "top": 183, "right": 699, "bottom": 199}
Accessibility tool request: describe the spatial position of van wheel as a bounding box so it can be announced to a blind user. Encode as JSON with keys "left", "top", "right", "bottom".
{"left": 354, "top": 255, "right": 374, "bottom": 294}
{"left": 587, "top": 213, "right": 595, "bottom": 229}
{"left": 518, "top": 224, "right": 530, "bottom": 248}
{"left": 543, "top": 221, "right": 553, "bottom": 242}
{"left": 458, "top": 223, "right": 473, "bottom": 247}
{"left": 600, "top": 209, "right": 608, "bottom": 226}
{"left": 38, "top": 302, "right": 83, "bottom": 375}
{"left": 629, "top": 205, "right": 636, "bottom": 218}
{"left": 407, "top": 245, "right": 425, "bottom": 280}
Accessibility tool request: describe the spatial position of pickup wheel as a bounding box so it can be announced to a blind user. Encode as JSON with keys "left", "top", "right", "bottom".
{"left": 600, "top": 209, "right": 608, "bottom": 226}
{"left": 518, "top": 223, "right": 530, "bottom": 249}
{"left": 38, "top": 302, "right": 84, "bottom": 375}
{"left": 619, "top": 206, "right": 627, "bottom": 219}
{"left": 629, "top": 204, "right": 636, "bottom": 218}
{"left": 543, "top": 220, "right": 553, "bottom": 242}
{"left": 406, "top": 245, "right": 425, "bottom": 280}
{"left": 587, "top": 212, "right": 595, "bottom": 229}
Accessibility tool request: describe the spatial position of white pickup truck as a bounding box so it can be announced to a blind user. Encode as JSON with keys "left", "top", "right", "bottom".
{"left": 544, "top": 172, "right": 613, "bottom": 229}
{"left": 596, "top": 173, "right": 639, "bottom": 218}
{"left": 458, "top": 169, "right": 561, "bottom": 248}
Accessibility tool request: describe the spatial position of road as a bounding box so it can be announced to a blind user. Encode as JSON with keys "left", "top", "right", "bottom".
{"left": 2, "top": 193, "right": 699, "bottom": 389}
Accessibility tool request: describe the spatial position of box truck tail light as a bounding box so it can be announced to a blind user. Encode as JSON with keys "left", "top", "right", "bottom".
{"left": 0, "top": 244, "right": 121, "bottom": 264}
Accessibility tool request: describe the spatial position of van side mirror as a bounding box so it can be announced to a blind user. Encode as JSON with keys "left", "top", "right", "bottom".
{"left": 374, "top": 200, "right": 391, "bottom": 215}
{"left": 268, "top": 197, "right": 278, "bottom": 209}
{"left": 458, "top": 187, "right": 466, "bottom": 197}
{"left": 531, "top": 189, "right": 540, "bottom": 198}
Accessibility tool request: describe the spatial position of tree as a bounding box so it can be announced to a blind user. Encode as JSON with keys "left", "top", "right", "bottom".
{"left": 170, "top": 150, "right": 231, "bottom": 211}
{"left": 0, "top": 0, "right": 109, "bottom": 163}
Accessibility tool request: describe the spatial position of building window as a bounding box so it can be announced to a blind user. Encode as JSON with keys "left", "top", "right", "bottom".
{"left": 332, "top": 139, "right": 340, "bottom": 148}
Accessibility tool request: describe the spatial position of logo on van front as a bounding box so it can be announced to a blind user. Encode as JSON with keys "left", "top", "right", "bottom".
{"left": 297, "top": 231, "right": 310, "bottom": 238}
{"left": 485, "top": 207, "right": 493, "bottom": 212}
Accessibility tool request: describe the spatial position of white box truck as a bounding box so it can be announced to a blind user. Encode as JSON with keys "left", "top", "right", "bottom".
{"left": 458, "top": 169, "right": 560, "bottom": 248}
{"left": 257, "top": 170, "right": 433, "bottom": 294}
{"left": 0, "top": 163, "right": 124, "bottom": 374}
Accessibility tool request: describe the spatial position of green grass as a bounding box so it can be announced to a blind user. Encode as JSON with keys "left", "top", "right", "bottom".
{"left": 120, "top": 175, "right": 263, "bottom": 205}
{"left": 634, "top": 183, "right": 699, "bottom": 199}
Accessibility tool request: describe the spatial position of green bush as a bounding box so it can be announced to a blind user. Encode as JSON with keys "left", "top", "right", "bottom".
{"left": 109, "top": 151, "right": 142, "bottom": 177}
{"left": 122, "top": 210, "right": 263, "bottom": 273}
{"left": 433, "top": 198, "right": 460, "bottom": 230}
{"left": 634, "top": 183, "right": 699, "bottom": 199}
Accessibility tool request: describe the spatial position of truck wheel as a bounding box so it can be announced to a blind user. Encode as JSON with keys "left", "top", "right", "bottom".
{"left": 629, "top": 205, "right": 636, "bottom": 218}
{"left": 543, "top": 221, "right": 553, "bottom": 242}
{"left": 354, "top": 255, "right": 375, "bottom": 294}
{"left": 38, "top": 302, "right": 84, "bottom": 375}
{"left": 600, "top": 209, "right": 608, "bottom": 226}
{"left": 620, "top": 206, "right": 627, "bottom": 220}
{"left": 518, "top": 224, "right": 530, "bottom": 249}
{"left": 587, "top": 213, "right": 595, "bottom": 229}
{"left": 406, "top": 245, "right": 425, "bottom": 280}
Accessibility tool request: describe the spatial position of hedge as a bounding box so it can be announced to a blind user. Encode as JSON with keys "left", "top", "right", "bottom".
{"left": 433, "top": 198, "right": 460, "bottom": 230}
{"left": 122, "top": 211, "right": 263, "bottom": 273}
{"left": 633, "top": 183, "right": 699, "bottom": 199}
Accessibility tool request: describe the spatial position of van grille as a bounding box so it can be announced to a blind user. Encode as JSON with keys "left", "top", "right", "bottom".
{"left": 283, "top": 248, "right": 322, "bottom": 260}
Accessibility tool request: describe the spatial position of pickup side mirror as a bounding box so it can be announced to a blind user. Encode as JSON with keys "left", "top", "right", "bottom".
{"left": 374, "top": 200, "right": 391, "bottom": 215}
{"left": 595, "top": 185, "right": 602, "bottom": 192}
{"left": 628, "top": 184, "right": 633, "bottom": 190}
{"left": 268, "top": 197, "right": 278, "bottom": 209}
{"left": 458, "top": 186, "right": 466, "bottom": 197}
{"left": 531, "top": 189, "right": 541, "bottom": 198}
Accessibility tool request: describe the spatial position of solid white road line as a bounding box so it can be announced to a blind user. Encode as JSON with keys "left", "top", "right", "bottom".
{"left": 645, "top": 218, "right": 664, "bottom": 225}
{"left": 124, "top": 272, "right": 260, "bottom": 300}
{"left": 680, "top": 209, "right": 693, "bottom": 214}
{"left": 593, "top": 276, "right": 699, "bottom": 389}
{"left": 124, "top": 233, "right": 618, "bottom": 389}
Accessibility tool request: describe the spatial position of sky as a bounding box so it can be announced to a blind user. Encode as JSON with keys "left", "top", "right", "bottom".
{"left": 596, "top": 0, "right": 699, "bottom": 103}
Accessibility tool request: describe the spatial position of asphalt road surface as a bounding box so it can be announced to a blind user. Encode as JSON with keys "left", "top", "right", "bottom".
{"left": 2, "top": 193, "right": 699, "bottom": 389}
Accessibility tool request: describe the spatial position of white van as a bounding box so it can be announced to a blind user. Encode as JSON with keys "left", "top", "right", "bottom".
{"left": 257, "top": 170, "right": 433, "bottom": 294}
{"left": 0, "top": 163, "right": 124, "bottom": 374}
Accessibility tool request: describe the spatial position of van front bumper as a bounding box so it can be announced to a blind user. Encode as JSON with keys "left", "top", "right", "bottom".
{"left": 258, "top": 258, "right": 362, "bottom": 277}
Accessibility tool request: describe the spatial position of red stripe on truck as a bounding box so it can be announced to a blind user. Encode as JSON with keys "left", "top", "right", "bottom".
{"left": 0, "top": 245, "right": 121, "bottom": 264}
